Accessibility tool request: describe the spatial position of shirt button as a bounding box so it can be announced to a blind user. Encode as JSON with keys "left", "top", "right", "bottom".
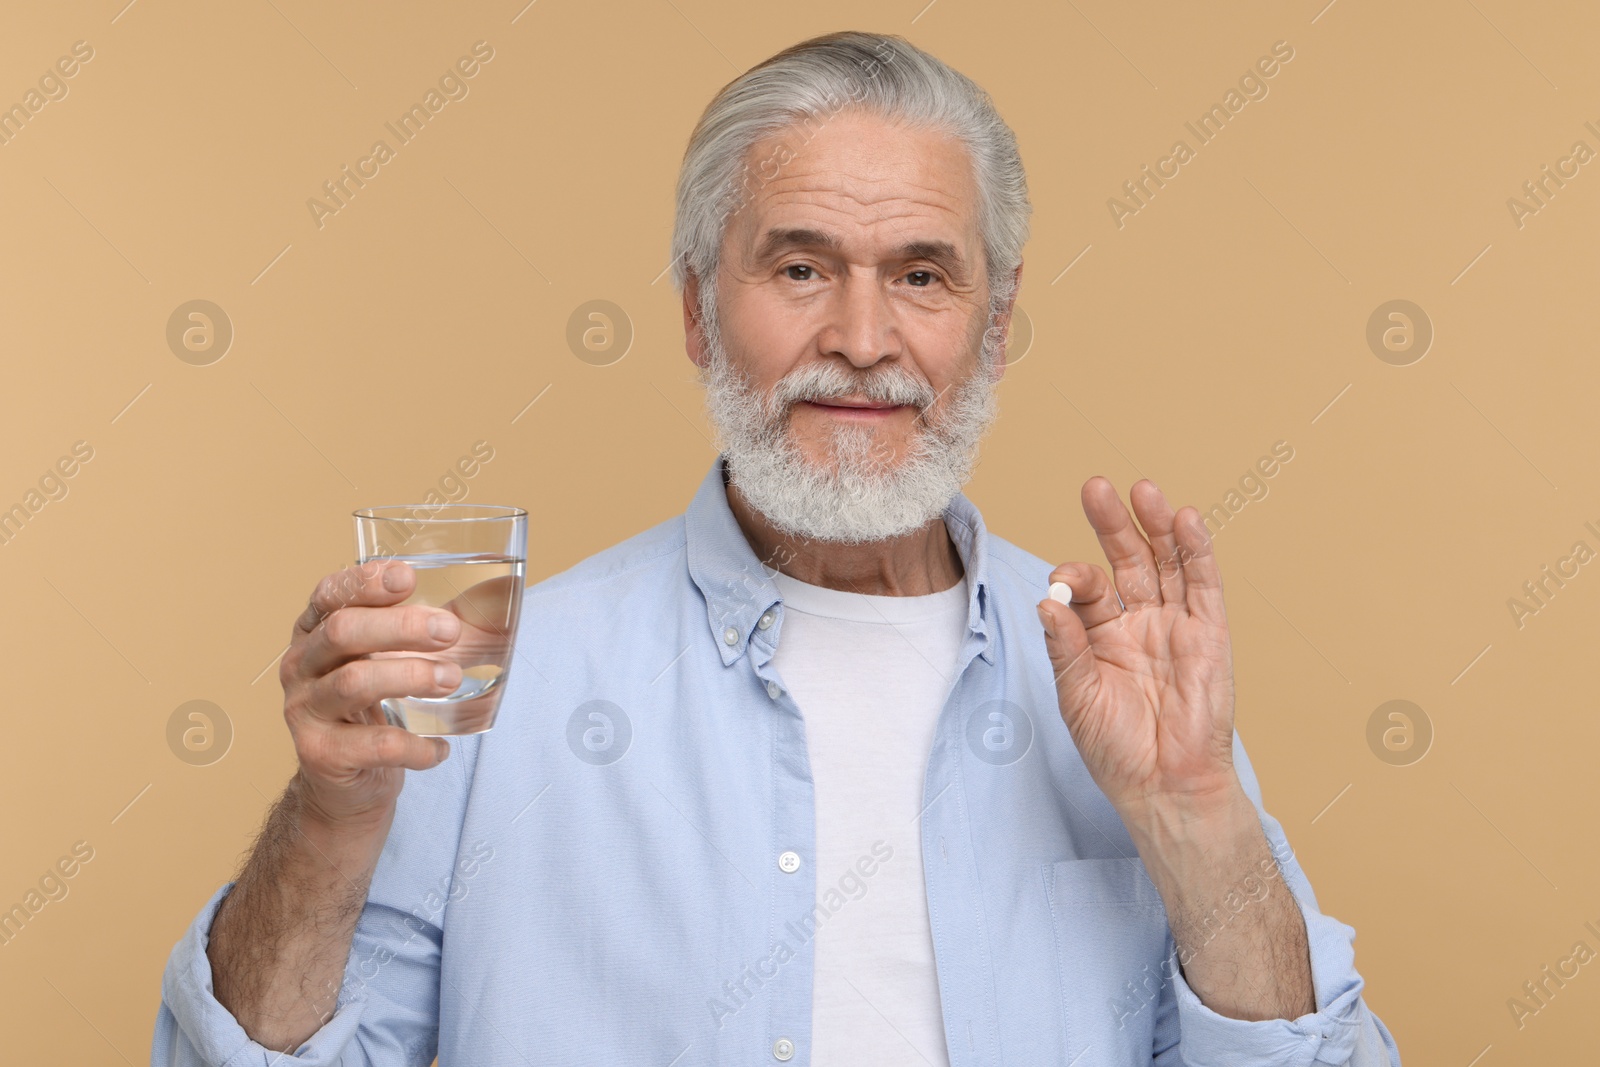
{"left": 773, "top": 1037, "right": 795, "bottom": 1061}
{"left": 723, "top": 626, "right": 739, "bottom": 645}
{"left": 778, "top": 850, "right": 801, "bottom": 873}
{"left": 757, "top": 610, "right": 775, "bottom": 630}
{"left": 765, "top": 680, "right": 781, "bottom": 699}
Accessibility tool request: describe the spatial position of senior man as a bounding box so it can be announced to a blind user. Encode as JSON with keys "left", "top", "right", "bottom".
{"left": 154, "top": 30, "right": 1401, "bottom": 1067}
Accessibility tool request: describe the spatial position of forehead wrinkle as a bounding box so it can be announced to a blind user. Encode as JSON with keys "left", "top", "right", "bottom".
{"left": 757, "top": 193, "right": 965, "bottom": 240}
{"left": 728, "top": 119, "right": 985, "bottom": 284}
{"left": 760, "top": 160, "right": 971, "bottom": 216}
{"left": 743, "top": 182, "right": 976, "bottom": 273}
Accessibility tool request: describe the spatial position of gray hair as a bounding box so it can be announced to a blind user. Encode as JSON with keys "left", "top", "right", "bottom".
{"left": 669, "top": 30, "right": 1031, "bottom": 320}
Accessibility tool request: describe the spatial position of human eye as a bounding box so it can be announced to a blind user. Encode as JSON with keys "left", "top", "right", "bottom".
{"left": 782, "top": 262, "right": 818, "bottom": 281}
{"left": 904, "top": 268, "right": 942, "bottom": 288}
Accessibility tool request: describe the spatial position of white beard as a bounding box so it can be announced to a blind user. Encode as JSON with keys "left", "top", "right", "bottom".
{"left": 696, "top": 296, "right": 1003, "bottom": 545}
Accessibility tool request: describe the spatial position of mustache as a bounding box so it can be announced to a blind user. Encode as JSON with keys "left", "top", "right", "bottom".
{"left": 768, "top": 361, "right": 939, "bottom": 415}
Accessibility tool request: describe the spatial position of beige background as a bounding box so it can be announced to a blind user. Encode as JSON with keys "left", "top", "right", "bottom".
{"left": 1, "top": 0, "right": 1595, "bottom": 1062}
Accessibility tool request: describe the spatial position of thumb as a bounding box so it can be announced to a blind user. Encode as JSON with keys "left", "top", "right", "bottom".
{"left": 1036, "top": 597, "right": 1098, "bottom": 722}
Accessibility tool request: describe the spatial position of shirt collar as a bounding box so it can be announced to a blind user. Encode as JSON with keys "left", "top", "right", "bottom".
{"left": 685, "top": 453, "right": 993, "bottom": 667}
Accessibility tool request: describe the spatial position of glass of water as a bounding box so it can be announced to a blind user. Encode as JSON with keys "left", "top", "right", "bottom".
{"left": 353, "top": 503, "right": 528, "bottom": 736}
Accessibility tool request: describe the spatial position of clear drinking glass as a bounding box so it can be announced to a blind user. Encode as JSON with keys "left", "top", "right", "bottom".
{"left": 353, "top": 503, "right": 528, "bottom": 736}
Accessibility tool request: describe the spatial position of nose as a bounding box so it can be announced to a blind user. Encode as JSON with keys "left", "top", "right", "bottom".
{"left": 820, "top": 269, "right": 901, "bottom": 369}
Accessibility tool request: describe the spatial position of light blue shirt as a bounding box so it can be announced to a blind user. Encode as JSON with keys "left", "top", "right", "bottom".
{"left": 154, "top": 454, "right": 1402, "bottom": 1066}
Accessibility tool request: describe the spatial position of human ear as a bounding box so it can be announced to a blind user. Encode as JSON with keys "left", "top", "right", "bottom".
{"left": 991, "top": 261, "right": 1024, "bottom": 382}
{"left": 683, "top": 271, "right": 710, "bottom": 370}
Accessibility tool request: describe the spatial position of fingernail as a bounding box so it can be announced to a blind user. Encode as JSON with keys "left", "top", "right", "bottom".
{"left": 1037, "top": 604, "right": 1056, "bottom": 640}
{"left": 428, "top": 612, "right": 460, "bottom": 640}
{"left": 435, "top": 739, "right": 451, "bottom": 762}
{"left": 434, "top": 663, "right": 454, "bottom": 688}
{"left": 383, "top": 564, "right": 406, "bottom": 591}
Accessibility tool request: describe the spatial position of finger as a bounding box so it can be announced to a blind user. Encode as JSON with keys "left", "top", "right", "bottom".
{"left": 1174, "top": 505, "right": 1228, "bottom": 624}
{"left": 297, "top": 603, "right": 463, "bottom": 679}
{"left": 1129, "top": 480, "right": 1188, "bottom": 607}
{"left": 306, "top": 655, "right": 463, "bottom": 722}
{"left": 1081, "top": 477, "right": 1162, "bottom": 608}
{"left": 298, "top": 717, "right": 452, "bottom": 773}
{"left": 294, "top": 560, "right": 417, "bottom": 636}
{"left": 1046, "top": 562, "right": 1122, "bottom": 629}
{"left": 440, "top": 575, "right": 519, "bottom": 638}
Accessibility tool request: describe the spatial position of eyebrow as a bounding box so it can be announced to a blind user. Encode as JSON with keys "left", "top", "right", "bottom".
{"left": 751, "top": 227, "right": 973, "bottom": 285}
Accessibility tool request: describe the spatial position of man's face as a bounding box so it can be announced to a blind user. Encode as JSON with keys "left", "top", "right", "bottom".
{"left": 687, "top": 109, "right": 1018, "bottom": 545}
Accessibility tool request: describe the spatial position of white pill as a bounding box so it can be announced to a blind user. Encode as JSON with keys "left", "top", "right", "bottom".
{"left": 1047, "top": 581, "right": 1073, "bottom": 605}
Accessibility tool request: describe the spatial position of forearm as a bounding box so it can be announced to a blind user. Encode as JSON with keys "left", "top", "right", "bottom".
{"left": 206, "top": 772, "right": 394, "bottom": 1052}
{"left": 1128, "top": 784, "right": 1315, "bottom": 1022}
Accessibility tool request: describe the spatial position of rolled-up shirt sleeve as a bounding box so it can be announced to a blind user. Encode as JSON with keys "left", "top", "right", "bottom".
{"left": 151, "top": 880, "right": 444, "bottom": 1067}
{"left": 150, "top": 740, "right": 478, "bottom": 1067}
{"left": 1154, "top": 732, "right": 1403, "bottom": 1067}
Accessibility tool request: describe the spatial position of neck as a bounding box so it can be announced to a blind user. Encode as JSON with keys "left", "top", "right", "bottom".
{"left": 721, "top": 459, "right": 965, "bottom": 596}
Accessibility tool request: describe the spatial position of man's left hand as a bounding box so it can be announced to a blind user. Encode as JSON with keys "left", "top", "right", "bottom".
{"left": 1036, "top": 475, "right": 1316, "bottom": 1022}
{"left": 1037, "top": 476, "right": 1239, "bottom": 825}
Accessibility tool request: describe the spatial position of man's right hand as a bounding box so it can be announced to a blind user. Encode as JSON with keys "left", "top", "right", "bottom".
{"left": 280, "top": 559, "right": 463, "bottom": 827}
{"left": 204, "top": 557, "right": 464, "bottom": 1048}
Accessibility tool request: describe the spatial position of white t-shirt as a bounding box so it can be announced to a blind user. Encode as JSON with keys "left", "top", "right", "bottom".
{"left": 768, "top": 568, "right": 969, "bottom": 1067}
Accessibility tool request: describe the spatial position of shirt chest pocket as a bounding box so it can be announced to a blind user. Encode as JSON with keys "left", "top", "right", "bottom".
{"left": 1043, "top": 857, "right": 1174, "bottom": 1064}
